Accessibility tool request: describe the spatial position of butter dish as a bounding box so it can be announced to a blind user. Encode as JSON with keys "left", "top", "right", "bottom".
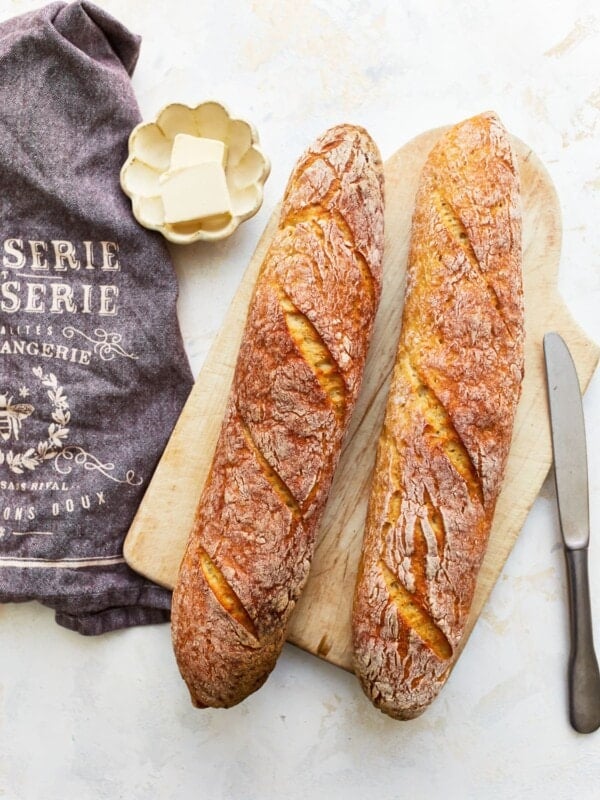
{"left": 120, "top": 101, "right": 270, "bottom": 244}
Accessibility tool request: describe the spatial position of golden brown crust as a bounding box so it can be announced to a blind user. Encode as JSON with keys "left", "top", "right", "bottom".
{"left": 171, "top": 124, "right": 384, "bottom": 708}
{"left": 352, "top": 112, "right": 524, "bottom": 720}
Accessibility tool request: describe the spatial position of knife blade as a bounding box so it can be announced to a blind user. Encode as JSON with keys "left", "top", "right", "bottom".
{"left": 544, "top": 331, "right": 600, "bottom": 733}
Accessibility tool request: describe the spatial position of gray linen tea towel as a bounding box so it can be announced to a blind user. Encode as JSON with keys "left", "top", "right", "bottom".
{"left": 0, "top": 1, "right": 193, "bottom": 633}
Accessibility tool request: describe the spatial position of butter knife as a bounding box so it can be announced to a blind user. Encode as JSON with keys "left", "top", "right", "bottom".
{"left": 544, "top": 331, "right": 600, "bottom": 733}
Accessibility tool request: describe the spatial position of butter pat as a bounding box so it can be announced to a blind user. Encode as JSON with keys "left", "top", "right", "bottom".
{"left": 170, "top": 134, "right": 227, "bottom": 170}
{"left": 161, "top": 162, "right": 231, "bottom": 224}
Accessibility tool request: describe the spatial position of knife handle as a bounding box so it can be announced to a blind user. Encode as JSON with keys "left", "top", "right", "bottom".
{"left": 565, "top": 547, "right": 600, "bottom": 733}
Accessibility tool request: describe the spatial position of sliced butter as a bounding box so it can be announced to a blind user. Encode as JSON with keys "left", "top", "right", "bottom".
{"left": 170, "top": 134, "right": 227, "bottom": 170}
{"left": 161, "top": 162, "right": 231, "bottom": 224}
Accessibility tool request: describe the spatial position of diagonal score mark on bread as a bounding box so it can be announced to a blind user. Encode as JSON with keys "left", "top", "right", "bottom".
{"left": 198, "top": 546, "right": 259, "bottom": 640}
{"left": 379, "top": 559, "right": 453, "bottom": 661}
{"left": 330, "top": 208, "right": 378, "bottom": 306}
{"left": 280, "top": 140, "right": 377, "bottom": 305}
{"left": 422, "top": 486, "right": 446, "bottom": 554}
{"left": 377, "top": 442, "right": 455, "bottom": 663}
{"left": 279, "top": 290, "right": 348, "bottom": 420}
{"left": 434, "top": 192, "right": 512, "bottom": 338}
{"left": 283, "top": 205, "right": 377, "bottom": 307}
{"left": 199, "top": 416, "right": 302, "bottom": 641}
{"left": 239, "top": 416, "right": 302, "bottom": 518}
{"left": 402, "top": 352, "right": 484, "bottom": 507}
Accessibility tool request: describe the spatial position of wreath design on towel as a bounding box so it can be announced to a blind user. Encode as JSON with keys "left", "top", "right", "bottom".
{"left": 0, "top": 369, "right": 69, "bottom": 474}
{"left": 0, "top": 368, "right": 142, "bottom": 486}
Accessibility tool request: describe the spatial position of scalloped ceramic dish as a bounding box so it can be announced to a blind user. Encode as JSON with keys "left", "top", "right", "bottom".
{"left": 120, "top": 101, "right": 270, "bottom": 244}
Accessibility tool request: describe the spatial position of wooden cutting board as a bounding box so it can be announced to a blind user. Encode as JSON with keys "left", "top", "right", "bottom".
{"left": 124, "top": 127, "right": 599, "bottom": 671}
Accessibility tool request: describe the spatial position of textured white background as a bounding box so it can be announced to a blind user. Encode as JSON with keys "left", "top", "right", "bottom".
{"left": 1, "top": 1, "right": 600, "bottom": 798}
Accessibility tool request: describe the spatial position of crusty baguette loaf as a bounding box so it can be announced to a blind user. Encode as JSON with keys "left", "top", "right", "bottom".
{"left": 171, "top": 124, "right": 385, "bottom": 708}
{"left": 352, "top": 112, "right": 524, "bottom": 720}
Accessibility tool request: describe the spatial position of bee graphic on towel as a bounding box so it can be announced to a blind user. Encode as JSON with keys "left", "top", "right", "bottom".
{"left": 0, "top": 393, "right": 34, "bottom": 442}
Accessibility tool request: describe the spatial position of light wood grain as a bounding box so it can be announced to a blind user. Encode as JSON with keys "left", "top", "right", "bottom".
{"left": 124, "top": 127, "right": 599, "bottom": 672}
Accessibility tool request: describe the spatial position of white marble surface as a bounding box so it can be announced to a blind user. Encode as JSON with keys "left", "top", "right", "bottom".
{"left": 2, "top": 1, "right": 600, "bottom": 798}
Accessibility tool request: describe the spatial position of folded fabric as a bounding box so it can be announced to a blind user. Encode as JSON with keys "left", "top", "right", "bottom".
{"left": 0, "top": 1, "right": 193, "bottom": 633}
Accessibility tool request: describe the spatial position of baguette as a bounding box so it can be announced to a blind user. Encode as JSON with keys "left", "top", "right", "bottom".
{"left": 172, "top": 124, "right": 385, "bottom": 708}
{"left": 352, "top": 112, "right": 524, "bottom": 719}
